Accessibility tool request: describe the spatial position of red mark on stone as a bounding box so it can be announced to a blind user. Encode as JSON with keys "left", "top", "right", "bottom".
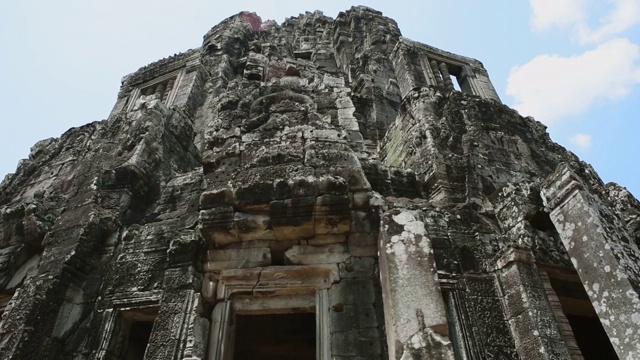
{"left": 241, "top": 12, "right": 263, "bottom": 32}
{"left": 285, "top": 66, "right": 301, "bottom": 77}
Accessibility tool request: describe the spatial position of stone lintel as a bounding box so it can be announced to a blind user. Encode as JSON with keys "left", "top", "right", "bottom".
{"left": 284, "top": 243, "right": 349, "bottom": 265}
{"left": 233, "top": 293, "right": 315, "bottom": 314}
{"left": 216, "top": 265, "right": 340, "bottom": 300}
{"left": 204, "top": 247, "right": 271, "bottom": 273}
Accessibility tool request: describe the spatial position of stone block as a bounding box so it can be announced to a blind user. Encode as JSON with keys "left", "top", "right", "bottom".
{"left": 223, "top": 239, "right": 272, "bottom": 249}
{"left": 305, "top": 149, "right": 360, "bottom": 168}
{"left": 315, "top": 195, "right": 351, "bottom": 235}
{"left": 256, "top": 265, "right": 339, "bottom": 290}
{"left": 199, "top": 206, "right": 237, "bottom": 245}
{"left": 331, "top": 303, "right": 379, "bottom": 332}
{"left": 270, "top": 197, "right": 316, "bottom": 240}
{"left": 284, "top": 244, "right": 349, "bottom": 265}
{"left": 331, "top": 328, "right": 382, "bottom": 356}
{"left": 162, "top": 267, "right": 200, "bottom": 291}
{"left": 204, "top": 248, "right": 271, "bottom": 272}
{"left": 348, "top": 233, "right": 378, "bottom": 257}
{"left": 339, "top": 257, "right": 375, "bottom": 279}
{"left": 199, "top": 186, "right": 234, "bottom": 209}
{"left": 233, "top": 212, "right": 275, "bottom": 241}
{"left": 315, "top": 166, "right": 371, "bottom": 191}
{"left": 351, "top": 210, "right": 379, "bottom": 233}
{"left": 201, "top": 273, "right": 217, "bottom": 303}
{"left": 331, "top": 278, "right": 376, "bottom": 305}
{"left": 306, "top": 233, "right": 347, "bottom": 245}
{"left": 233, "top": 294, "right": 315, "bottom": 314}
{"left": 352, "top": 191, "right": 372, "bottom": 209}
{"left": 315, "top": 175, "right": 349, "bottom": 196}
{"left": 234, "top": 181, "right": 274, "bottom": 207}
{"left": 274, "top": 177, "right": 319, "bottom": 199}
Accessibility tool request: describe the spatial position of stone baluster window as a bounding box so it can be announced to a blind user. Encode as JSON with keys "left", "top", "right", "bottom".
{"left": 140, "top": 76, "right": 177, "bottom": 103}
{"left": 125, "top": 72, "right": 182, "bottom": 112}
{"left": 427, "top": 57, "right": 470, "bottom": 93}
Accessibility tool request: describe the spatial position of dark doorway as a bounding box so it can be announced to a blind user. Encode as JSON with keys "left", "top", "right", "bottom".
{"left": 118, "top": 307, "right": 159, "bottom": 360}
{"left": 549, "top": 276, "right": 619, "bottom": 360}
{"left": 566, "top": 314, "right": 618, "bottom": 360}
{"left": 233, "top": 313, "right": 316, "bottom": 360}
{"left": 124, "top": 320, "right": 154, "bottom": 360}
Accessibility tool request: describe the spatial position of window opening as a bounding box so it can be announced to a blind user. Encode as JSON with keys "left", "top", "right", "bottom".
{"left": 449, "top": 73, "right": 462, "bottom": 92}
{"left": 233, "top": 312, "right": 316, "bottom": 360}
{"left": 429, "top": 59, "right": 473, "bottom": 95}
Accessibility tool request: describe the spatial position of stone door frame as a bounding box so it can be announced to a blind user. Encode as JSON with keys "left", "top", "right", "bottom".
{"left": 207, "top": 265, "right": 338, "bottom": 360}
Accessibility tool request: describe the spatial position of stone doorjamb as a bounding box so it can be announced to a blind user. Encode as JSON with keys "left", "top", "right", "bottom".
{"left": 95, "top": 290, "right": 163, "bottom": 359}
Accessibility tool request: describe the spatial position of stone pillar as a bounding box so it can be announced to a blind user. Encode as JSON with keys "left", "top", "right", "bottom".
{"left": 541, "top": 163, "right": 640, "bottom": 359}
{"left": 429, "top": 60, "right": 444, "bottom": 86}
{"left": 162, "top": 79, "right": 175, "bottom": 103}
{"left": 145, "top": 85, "right": 156, "bottom": 96}
{"left": 495, "top": 246, "right": 572, "bottom": 359}
{"left": 378, "top": 209, "right": 454, "bottom": 360}
{"left": 438, "top": 62, "right": 454, "bottom": 90}
{"left": 144, "top": 268, "right": 209, "bottom": 360}
{"left": 207, "top": 301, "right": 234, "bottom": 360}
{"left": 316, "top": 289, "right": 331, "bottom": 360}
{"left": 154, "top": 83, "right": 165, "bottom": 100}
{"left": 467, "top": 67, "right": 501, "bottom": 101}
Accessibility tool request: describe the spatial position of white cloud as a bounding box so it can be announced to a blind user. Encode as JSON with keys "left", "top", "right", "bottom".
{"left": 577, "top": 0, "right": 640, "bottom": 44}
{"left": 529, "top": 0, "right": 640, "bottom": 42}
{"left": 569, "top": 133, "right": 593, "bottom": 151}
{"left": 530, "top": 0, "right": 587, "bottom": 31}
{"left": 507, "top": 38, "right": 640, "bottom": 124}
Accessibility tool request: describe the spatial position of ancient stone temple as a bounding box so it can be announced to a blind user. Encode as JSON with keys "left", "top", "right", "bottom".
{"left": 0, "top": 6, "right": 639, "bottom": 360}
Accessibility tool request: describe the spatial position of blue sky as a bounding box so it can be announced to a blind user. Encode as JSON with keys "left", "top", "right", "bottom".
{"left": 1, "top": 0, "right": 638, "bottom": 197}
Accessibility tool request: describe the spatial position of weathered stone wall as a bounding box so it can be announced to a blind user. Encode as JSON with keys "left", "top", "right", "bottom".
{"left": 0, "top": 5, "right": 638, "bottom": 360}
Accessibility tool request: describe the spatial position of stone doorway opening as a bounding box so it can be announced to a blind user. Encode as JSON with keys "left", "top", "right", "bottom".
{"left": 546, "top": 271, "right": 619, "bottom": 360}
{"left": 120, "top": 307, "right": 159, "bottom": 360}
{"left": 124, "top": 320, "right": 154, "bottom": 360}
{"left": 233, "top": 312, "right": 316, "bottom": 360}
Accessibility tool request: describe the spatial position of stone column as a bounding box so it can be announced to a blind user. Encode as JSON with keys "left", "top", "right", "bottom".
{"left": 541, "top": 163, "right": 640, "bottom": 359}
{"left": 495, "top": 246, "right": 572, "bottom": 359}
{"left": 378, "top": 209, "right": 454, "bottom": 360}
{"left": 438, "top": 62, "right": 454, "bottom": 90}
{"left": 207, "top": 301, "right": 234, "bottom": 360}
{"left": 162, "top": 79, "right": 175, "bottom": 103}
{"left": 429, "top": 60, "right": 444, "bottom": 86}
{"left": 144, "top": 268, "right": 209, "bottom": 360}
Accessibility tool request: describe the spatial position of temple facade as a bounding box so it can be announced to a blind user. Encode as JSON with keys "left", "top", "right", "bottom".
{"left": 0, "top": 6, "right": 638, "bottom": 360}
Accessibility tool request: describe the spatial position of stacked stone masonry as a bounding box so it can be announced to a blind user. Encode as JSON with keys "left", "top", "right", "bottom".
{"left": 0, "top": 6, "right": 638, "bottom": 360}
